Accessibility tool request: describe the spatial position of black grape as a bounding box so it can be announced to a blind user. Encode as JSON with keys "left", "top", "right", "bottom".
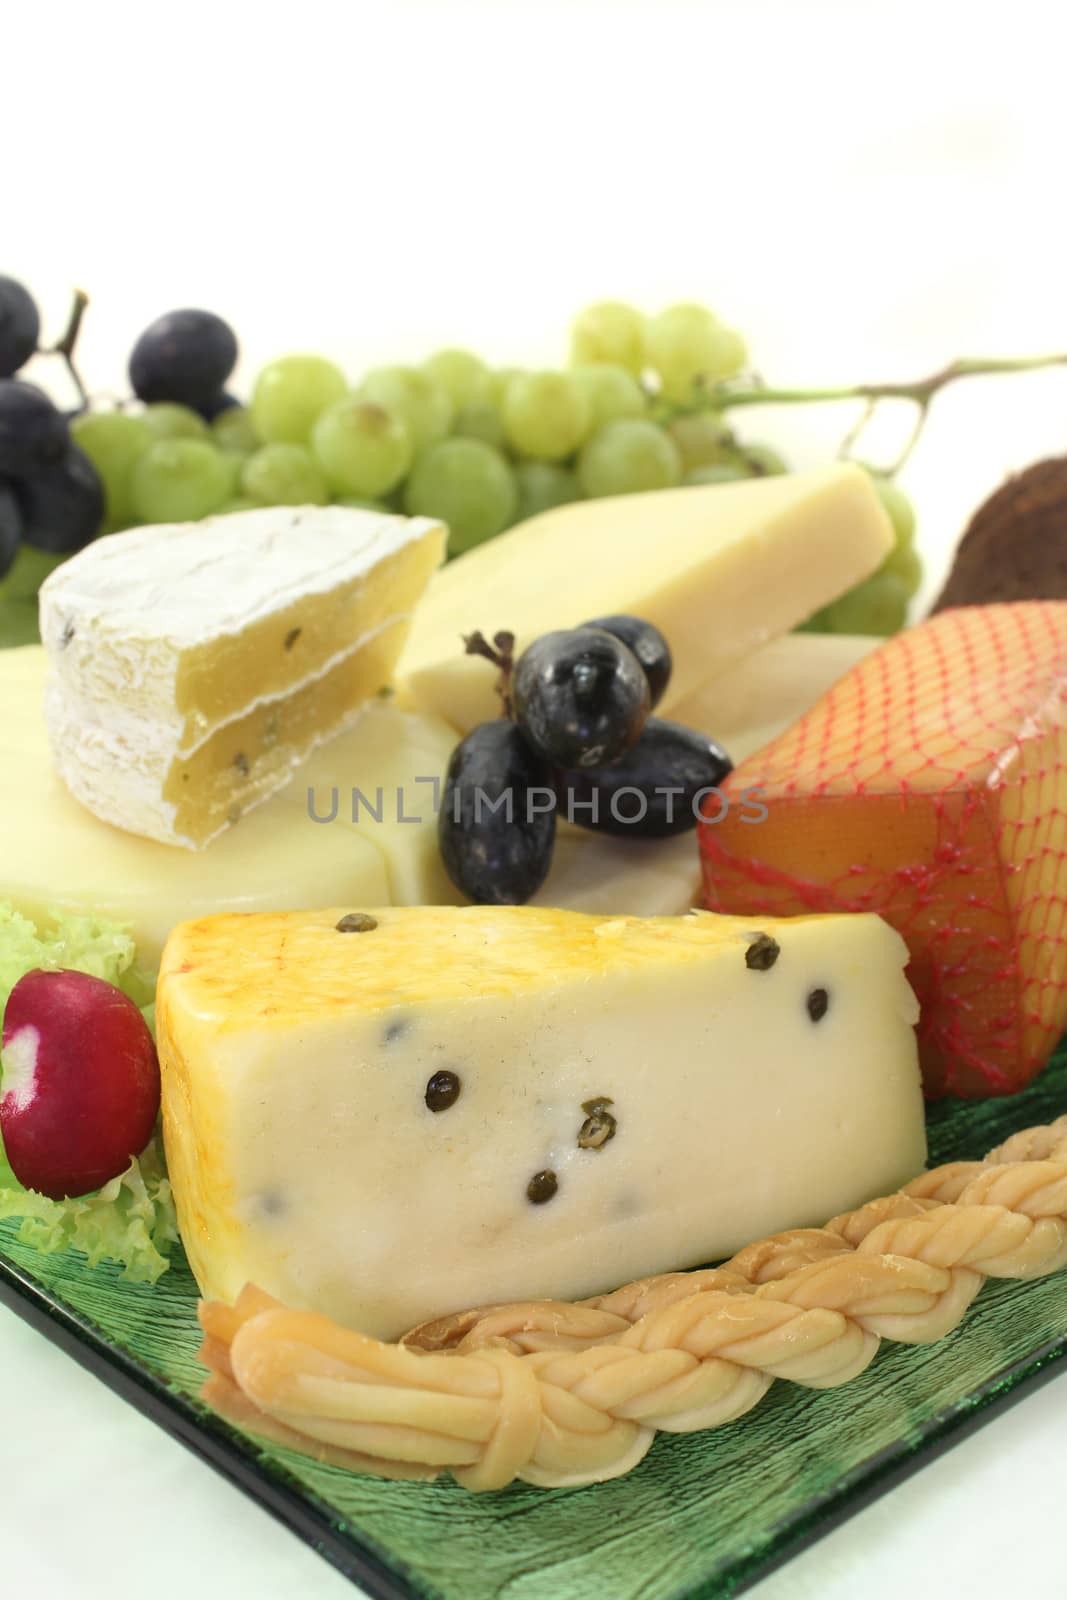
{"left": 0, "top": 479, "right": 22, "bottom": 579}
{"left": 582, "top": 614, "right": 672, "bottom": 707}
{"left": 0, "top": 381, "right": 68, "bottom": 477}
{"left": 439, "top": 720, "right": 556, "bottom": 904}
{"left": 129, "top": 309, "right": 238, "bottom": 409}
{"left": 16, "top": 445, "right": 104, "bottom": 554}
{"left": 556, "top": 717, "right": 733, "bottom": 838}
{"left": 0, "top": 277, "right": 40, "bottom": 379}
{"left": 512, "top": 628, "right": 650, "bottom": 769}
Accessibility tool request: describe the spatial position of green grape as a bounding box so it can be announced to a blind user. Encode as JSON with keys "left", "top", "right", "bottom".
{"left": 454, "top": 401, "right": 507, "bottom": 451}
{"left": 252, "top": 355, "right": 347, "bottom": 444}
{"left": 0, "top": 544, "right": 64, "bottom": 604}
{"left": 821, "top": 572, "right": 910, "bottom": 636}
{"left": 310, "top": 398, "right": 413, "bottom": 496}
{"left": 514, "top": 460, "right": 579, "bottom": 522}
{"left": 488, "top": 367, "right": 523, "bottom": 407}
{"left": 667, "top": 411, "right": 734, "bottom": 472}
{"left": 571, "top": 363, "right": 645, "bottom": 429}
{"left": 336, "top": 496, "right": 392, "bottom": 512}
{"left": 217, "top": 497, "right": 259, "bottom": 515}
{"left": 794, "top": 605, "right": 835, "bottom": 635}
{"left": 422, "top": 348, "right": 491, "bottom": 409}
{"left": 71, "top": 410, "right": 153, "bottom": 527}
{"left": 404, "top": 438, "right": 518, "bottom": 556}
{"left": 739, "top": 441, "right": 788, "bottom": 476}
{"left": 882, "top": 541, "right": 923, "bottom": 598}
{"left": 359, "top": 366, "right": 454, "bottom": 451}
{"left": 644, "top": 304, "right": 747, "bottom": 401}
{"left": 130, "top": 440, "right": 233, "bottom": 524}
{"left": 570, "top": 301, "right": 646, "bottom": 373}
{"left": 866, "top": 473, "right": 916, "bottom": 551}
{"left": 212, "top": 405, "right": 261, "bottom": 457}
{"left": 577, "top": 419, "right": 681, "bottom": 498}
{"left": 684, "top": 462, "right": 751, "bottom": 486}
{"left": 241, "top": 443, "right": 330, "bottom": 507}
{"left": 502, "top": 371, "right": 591, "bottom": 461}
{"left": 219, "top": 451, "right": 244, "bottom": 495}
{"left": 141, "top": 402, "right": 210, "bottom": 441}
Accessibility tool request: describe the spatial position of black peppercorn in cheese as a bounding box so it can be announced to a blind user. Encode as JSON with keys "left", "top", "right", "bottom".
{"left": 157, "top": 904, "right": 925, "bottom": 1340}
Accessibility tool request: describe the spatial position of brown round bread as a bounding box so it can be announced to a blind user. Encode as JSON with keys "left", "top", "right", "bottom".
{"left": 932, "top": 456, "right": 1067, "bottom": 612}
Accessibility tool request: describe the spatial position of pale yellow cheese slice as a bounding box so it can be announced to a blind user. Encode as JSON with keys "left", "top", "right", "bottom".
{"left": 299, "top": 695, "right": 461, "bottom": 908}
{"left": 0, "top": 631, "right": 879, "bottom": 961}
{"left": 395, "top": 465, "right": 891, "bottom": 734}
{"left": 158, "top": 903, "right": 926, "bottom": 1339}
{"left": 671, "top": 631, "right": 879, "bottom": 766}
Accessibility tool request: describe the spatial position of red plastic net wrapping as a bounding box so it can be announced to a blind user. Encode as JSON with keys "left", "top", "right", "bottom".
{"left": 700, "top": 603, "right": 1067, "bottom": 1098}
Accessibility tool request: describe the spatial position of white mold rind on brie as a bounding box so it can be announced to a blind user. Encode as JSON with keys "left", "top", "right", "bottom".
{"left": 39, "top": 505, "right": 445, "bottom": 848}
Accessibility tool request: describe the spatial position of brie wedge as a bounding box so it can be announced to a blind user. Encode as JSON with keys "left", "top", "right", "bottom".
{"left": 39, "top": 505, "right": 445, "bottom": 847}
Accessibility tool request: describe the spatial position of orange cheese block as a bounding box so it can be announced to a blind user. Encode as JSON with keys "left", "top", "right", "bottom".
{"left": 700, "top": 603, "right": 1067, "bottom": 1098}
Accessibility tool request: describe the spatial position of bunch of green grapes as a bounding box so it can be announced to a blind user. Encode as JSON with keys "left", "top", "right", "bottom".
{"left": 53, "top": 295, "right": 921, "bottom": 638}
{"left": 68, "top": 301, "right": 758, "bottom": 559}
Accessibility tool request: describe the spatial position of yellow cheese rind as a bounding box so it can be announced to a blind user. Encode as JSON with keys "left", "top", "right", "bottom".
{"left": 158, "top": 904, "right": 925, "bottom": 1339}
{"left": 396, "top": 465, "right": 892, "bottom": 735}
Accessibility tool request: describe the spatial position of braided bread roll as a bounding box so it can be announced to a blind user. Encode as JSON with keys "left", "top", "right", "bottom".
{"left": 198, "top": 1114, "right": 1067, "bottom": 1490}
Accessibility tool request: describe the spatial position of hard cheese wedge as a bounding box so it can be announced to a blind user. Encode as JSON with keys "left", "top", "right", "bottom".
{"left": 701, "top": 602, "right": 1067, "bottom": 1097}
{"left": 0, "top": 646, "right": 460, "bottom": 967}
{"left": 396, "top": 465, "right": 892, "bottom": 734}
{"left": 39, "top": 505, "right": 445, "bottom": 847}
{"left": 158, "top": 904, "right": 925, "bottom": 1339}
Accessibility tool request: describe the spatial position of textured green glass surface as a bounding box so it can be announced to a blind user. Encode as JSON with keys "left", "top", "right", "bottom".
{"left": 4, "top": 1050, "right": 1067, "bottom": 1600}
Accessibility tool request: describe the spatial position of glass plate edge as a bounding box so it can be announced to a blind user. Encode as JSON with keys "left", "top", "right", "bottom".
{"left": 3, "top": 1242, "right": 1067, "bottom": 1600}
{"left": 0, "top": 1250, "right": 430, "bottom": 1600}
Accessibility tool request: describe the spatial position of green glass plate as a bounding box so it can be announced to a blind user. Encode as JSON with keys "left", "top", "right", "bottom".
{"left": 4, "top": 1051, "right": 1067, "bottom": 1600}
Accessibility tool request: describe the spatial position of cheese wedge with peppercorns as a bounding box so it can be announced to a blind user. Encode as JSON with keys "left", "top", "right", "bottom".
{"left": 39, "top": 505, "right": 445, "bottom": 848}
{"left": 157, "top": 904, "right": 924, "bottom": 1339}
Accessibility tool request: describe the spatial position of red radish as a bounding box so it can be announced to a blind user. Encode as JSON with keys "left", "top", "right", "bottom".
{"left": 0, "top": 969, "right": 160, "bottom": 1199}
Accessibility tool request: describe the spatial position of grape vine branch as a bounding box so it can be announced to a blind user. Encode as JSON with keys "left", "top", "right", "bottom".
{"left": 44, "top": 288, "right": 90, "bottom": 408}
{"left": 463, "top": 629, "right": 516, "bottom": 716}
{"left": 700, "top": 352, "right": 1067, "bottom": 474}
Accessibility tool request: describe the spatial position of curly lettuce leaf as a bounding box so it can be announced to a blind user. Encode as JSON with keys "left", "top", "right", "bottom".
{"left": 0, "top": 1142, "right": 178, "bottom": 1282}
{"left": 0, "top": 902, "right": 154, "bottom": 1013}
{"left": 0, "top": 902, "right": 176, "bottom": 1281}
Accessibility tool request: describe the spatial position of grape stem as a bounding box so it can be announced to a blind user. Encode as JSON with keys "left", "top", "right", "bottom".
{"left": 44, "top": 288, "right": 91, "bottom": 409}
{"left": 463, "top": 630, "right": 516, "bottom": 717}
{"left": 702, "top": 352, "right": 1067, "bottom": 474}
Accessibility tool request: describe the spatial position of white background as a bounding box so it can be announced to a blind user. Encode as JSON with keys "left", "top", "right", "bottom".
{"left": 5, "top": 1, "right": 1067, "bottom": 1595}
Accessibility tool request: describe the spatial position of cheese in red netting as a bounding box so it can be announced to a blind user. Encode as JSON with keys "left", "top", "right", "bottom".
{"left": 700, "top": 602, "right": 1067, "bottom": 1097}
